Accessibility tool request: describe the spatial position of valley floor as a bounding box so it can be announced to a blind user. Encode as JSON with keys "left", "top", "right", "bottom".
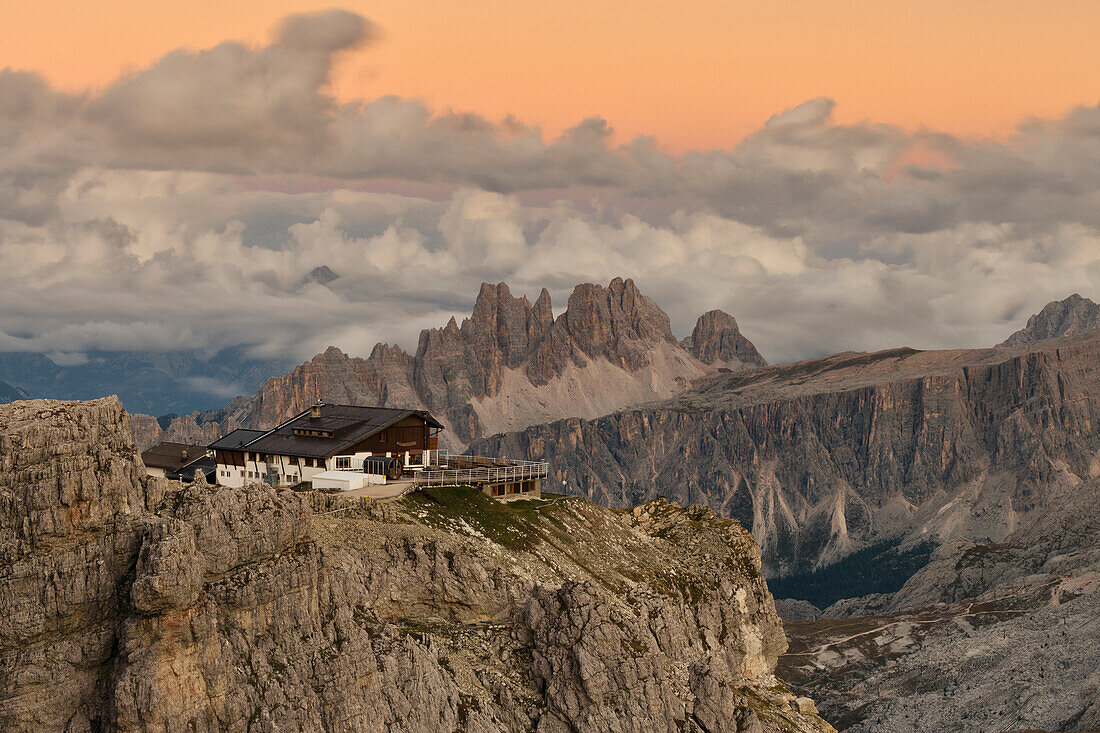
{"left": 778, "top": 572, "right": 1100, "bottom": 732}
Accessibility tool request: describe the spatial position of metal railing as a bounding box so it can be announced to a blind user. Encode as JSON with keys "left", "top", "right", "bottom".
{"left": 412, "top": 451, "right": 548, "bottom": 487}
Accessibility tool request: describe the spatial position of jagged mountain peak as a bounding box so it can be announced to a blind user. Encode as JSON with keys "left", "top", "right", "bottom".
{"left": 367, "top": 342, "right": 410, "bottom": 362}
{"left": 687, "top": 309, "right": 769, "bottom": 368}
{"left": 460, "top": 281, "right": 552, "bottom": 368}
{"left": 559, "top": 277, "right": 677, "bottom": 363}
{"left": 533, "top": 286, "right": 552, "bottom": 314}
{"left": 300, "top": 265, "right": 338, "bottom": 287}
{"left": 140, "top": 278, "right": 766, "bottom": 449}
{"left": 1000, "top": 293, "right": 1100, "bottom": 346}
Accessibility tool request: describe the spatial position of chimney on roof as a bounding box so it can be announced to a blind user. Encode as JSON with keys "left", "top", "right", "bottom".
{"left": 310, "top": 401, "right": 323, "bottom": 419}
{"left": 180, "top": 448, "right": 188, "bottom": 458}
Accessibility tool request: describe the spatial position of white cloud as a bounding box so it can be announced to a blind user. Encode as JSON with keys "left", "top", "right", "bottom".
{"left": 1, "top": 9, "right": 1100, "bottom": 367}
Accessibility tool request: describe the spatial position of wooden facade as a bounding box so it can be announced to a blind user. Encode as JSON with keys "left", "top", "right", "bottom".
{"left": 486, "top": 478, "right": 542, "bottom": 499}
{"left": 214, "top": 449, "right": 244, "bottom": 468}
{"left": 345, "top": 414, "right": 440, "bottom": 457}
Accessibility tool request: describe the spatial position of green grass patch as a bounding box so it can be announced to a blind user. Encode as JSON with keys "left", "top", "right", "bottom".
{"left": 400, "top": 485, "right": 554, "bottom": 551}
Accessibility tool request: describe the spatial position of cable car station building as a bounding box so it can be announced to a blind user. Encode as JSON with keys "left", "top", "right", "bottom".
{"left": 210, "top": 402, "right": 547, "bottom": 499}
{"left": 210, "top": 403, "right": 443, "bottom": 489}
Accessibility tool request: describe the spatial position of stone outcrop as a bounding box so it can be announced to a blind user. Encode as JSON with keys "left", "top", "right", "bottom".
{"left": 0, "top": 398, "right": 158, "bottom": 731}
{"left": 473, "top": 331, "right": 1100, "bottom": 578}
{"left": 137, "top": 279, "right": 765, "bottom": 449}
{"left": 684, "top": 310, "right": 768, "bottom": 369}
{"left": 0, "top": 397, "right": 832, "bottom": 733}
{"left": 999, "top": 293, "right": 1100, "bottom": 346}
{"left": 772, "top": 599, "right": 822, "bottom": 621}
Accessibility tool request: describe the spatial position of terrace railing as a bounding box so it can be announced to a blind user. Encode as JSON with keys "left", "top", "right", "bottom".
{"left": 412, "top": 451, "right": 549, "bottom": 487}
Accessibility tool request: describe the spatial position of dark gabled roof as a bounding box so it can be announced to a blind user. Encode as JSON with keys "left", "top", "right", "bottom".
{"left": 166, "top": 455, "right": 216, "bottom": 482}
{"left": 228, "top": 404, "right": 443, "bottom": 460}
{"left": 208, "top": 428, "right": 266, "bottom": 451}
{"left": 141, "top": 442, "right": 209, "bottom": 472}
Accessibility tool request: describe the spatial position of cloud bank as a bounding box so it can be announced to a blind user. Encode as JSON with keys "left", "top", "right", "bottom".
{"left": 2, "top": 9, "right": 1100, "bottom": 366}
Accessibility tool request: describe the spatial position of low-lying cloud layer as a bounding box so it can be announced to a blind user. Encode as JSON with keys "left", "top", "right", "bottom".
{"left": 2, "top": 8, "right": 1099, "bottom": 366}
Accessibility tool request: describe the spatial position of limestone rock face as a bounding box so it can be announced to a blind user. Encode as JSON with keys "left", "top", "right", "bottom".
{"left": 686, "top": 310, "right": 768, "bottom": 369}
{"left": 0, "top": 398, "right": 832, "bottom": 733}
{"left": 129, "top": 412, "right": 163, "bottom": 450}
{"left": 473, "top": 331, "right": 1100, "bottom": 577}
{"left": 139, "top": 279, "right": 765, "bottom": 449}
{"left": 0, "top": 398, "right": 159, "bottom": 732}
{"left": 1000, "top": 293, "right": 1100, "bottom": 346}
{"left": 412, "top": 282, "right": 556, "bottom": 438}
{"left": 517, "top": 501, "right": 790, "bottom": 732}
{"left": 554, "top": 277, "right": 676, "bottom": 370}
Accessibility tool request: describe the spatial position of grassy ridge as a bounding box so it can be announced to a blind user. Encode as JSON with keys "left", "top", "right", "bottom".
{"left": 401, "top": 485, "right": 555, "bottom": 551}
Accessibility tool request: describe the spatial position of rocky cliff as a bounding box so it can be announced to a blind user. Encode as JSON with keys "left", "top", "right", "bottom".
{"left": 473, "top": 331, "right": 1100, "bottom": 579}
{"left": 1000, "top": 293, "right": 1100, "bottom": 346}
{"left": 136, "top": 278, "right": 765, "bottom": 450}
{"left": 130, "top": 406, "right": 242, "bottom": 452}
{"left": 0, "top": 397, "right": 832, "bottom": 733}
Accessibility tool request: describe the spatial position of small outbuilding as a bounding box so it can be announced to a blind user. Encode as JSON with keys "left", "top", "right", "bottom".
{"left": 140, "top": 442, "right": 216, "bottom": 482}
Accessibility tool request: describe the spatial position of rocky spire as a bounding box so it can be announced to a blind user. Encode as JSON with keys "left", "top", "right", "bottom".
{"left": 1000, "top": 293, "right": 1100, "bottom": 346}
{"left": 687, "top": 310, "right": 768, "bottom": 368}
{"left": 557, "top": 277, "right": 677, "bottom": 370}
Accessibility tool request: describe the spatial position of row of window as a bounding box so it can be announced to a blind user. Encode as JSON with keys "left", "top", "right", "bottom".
{"left": 216, "top": 468, "right": 265, "bottom": 480}
{"left": 489, "top": 481, "right": 539, "bottom": 497}
{"left": 234, "top": 453, "right": 324, "bottom": 468}
{"left": 215, "top": 468, "right": 304, "bottom": 483}
{"left": 292, "top": 428, "right": 334, "bottom": 438}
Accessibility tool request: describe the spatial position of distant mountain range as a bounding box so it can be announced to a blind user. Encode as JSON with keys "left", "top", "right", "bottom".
{"left": 0, "top": 347, "right": 293, "bottom": 416}
{"left": 477, "top": 328, "right": 1100, "bottom": 577}
{"left": 0, "top": 381, "right": 28, "bottom": 403}
{"left": 132, "top": 278, "right": 767, "bottom": 450}
{"left": 9, "top": 289, "right": 1096, "bottom": 451}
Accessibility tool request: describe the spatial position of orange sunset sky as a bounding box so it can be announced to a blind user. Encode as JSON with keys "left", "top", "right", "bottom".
{"left": 2, "top": 0, "right": 1099, "bottom": 151}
